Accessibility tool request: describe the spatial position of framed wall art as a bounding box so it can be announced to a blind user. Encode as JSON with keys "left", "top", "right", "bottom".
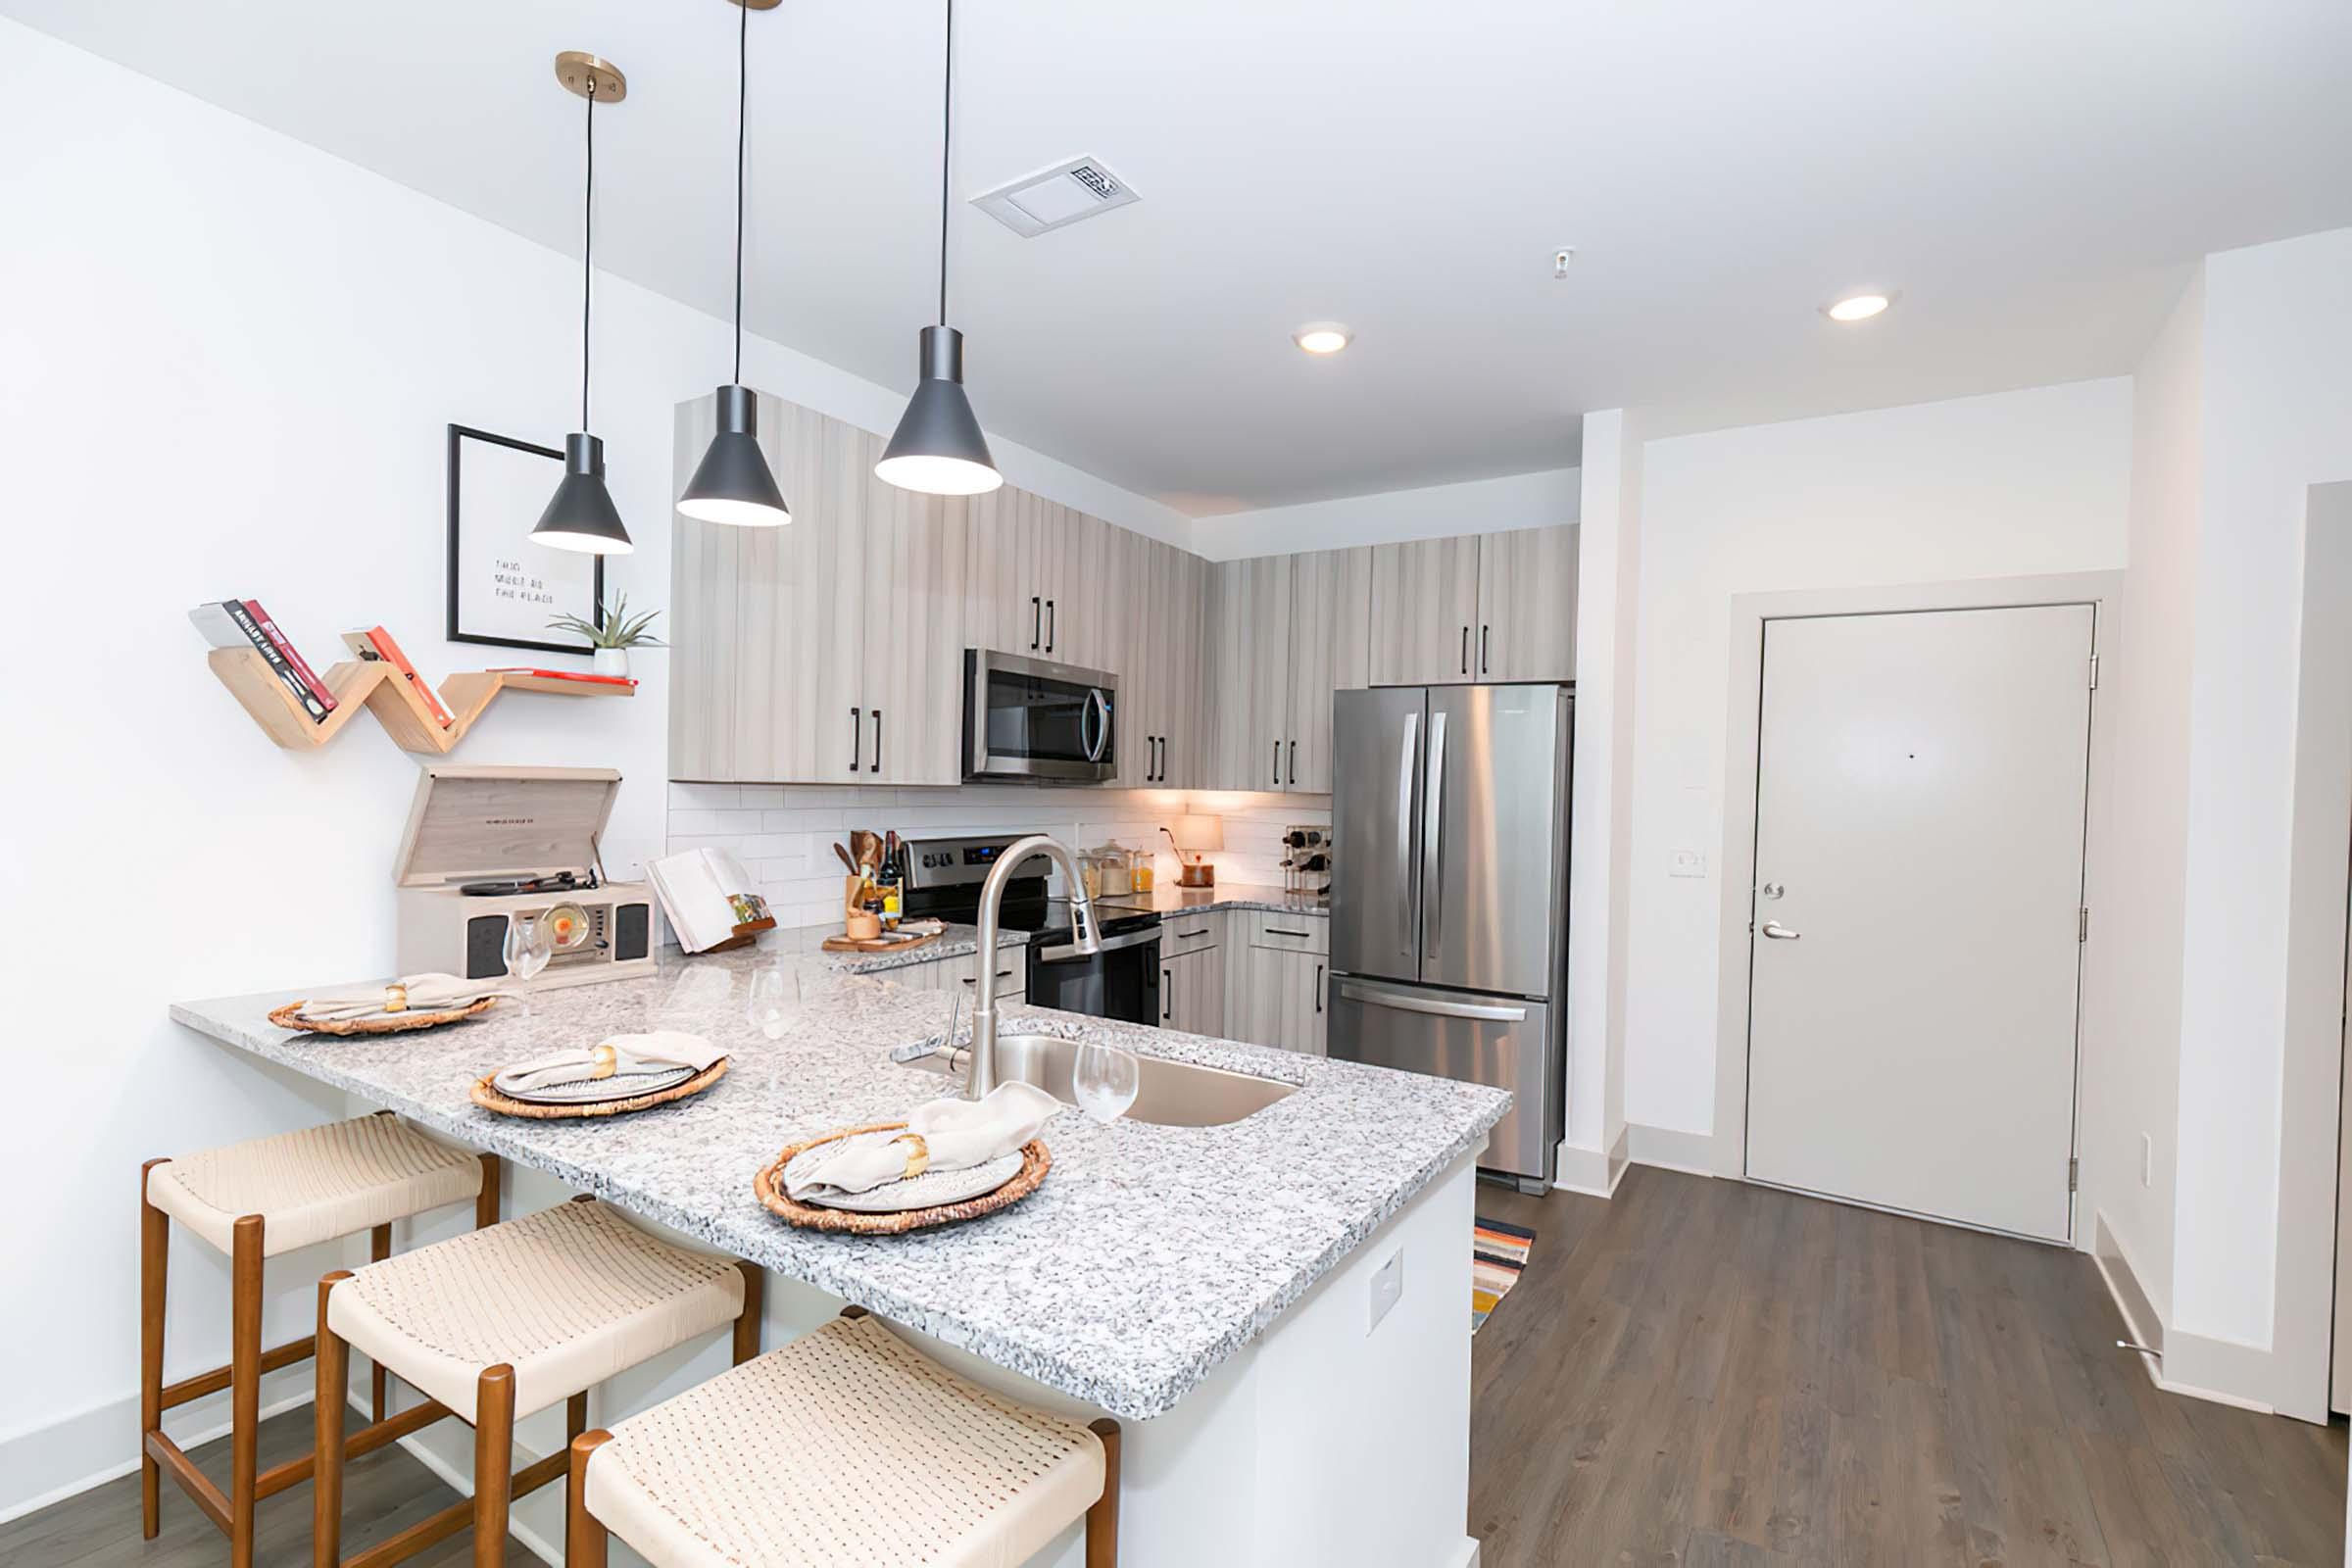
{"left": 445, "top": 423, "right": 605, "bottom": 654}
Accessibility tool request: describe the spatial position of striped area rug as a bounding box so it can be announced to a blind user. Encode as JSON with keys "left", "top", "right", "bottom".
{"left": 1472, "top": 1215, "right": 1535, "bottom": 1333}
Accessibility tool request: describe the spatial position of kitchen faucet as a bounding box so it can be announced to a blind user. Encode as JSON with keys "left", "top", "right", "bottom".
{"left": 968, "top": 834, "right": 1101, "bottom": 1098}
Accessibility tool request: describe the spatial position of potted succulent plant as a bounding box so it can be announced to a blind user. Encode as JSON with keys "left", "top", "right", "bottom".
{"left": 549, "top": 593, "right": 665, "bottom": 679}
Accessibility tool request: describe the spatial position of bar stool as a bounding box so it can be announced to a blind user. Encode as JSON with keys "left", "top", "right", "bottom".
{"left": 140, "top": 1110, "right": 496, "bottom": 1568}
{"left": 314, "top": 1194, "right": 761, "bottom": 1568}
{"left": 565, "top": 1306, "right": 1121, "bottom": 1568}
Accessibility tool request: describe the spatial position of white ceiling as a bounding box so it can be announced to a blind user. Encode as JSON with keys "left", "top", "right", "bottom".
{"left": 13, "top": 1, "right": 2351, "bottom": 514}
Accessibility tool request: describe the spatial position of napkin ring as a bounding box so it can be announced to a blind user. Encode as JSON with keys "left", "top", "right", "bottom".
{"left": 381, "top": 983, "right": 410, "bottom": 1014}
{"left": 892, "top": 1134, "right": 931, "bottom": 1180}
{"left": 589, "top": 1043, "right": 618, "bottom": 1080}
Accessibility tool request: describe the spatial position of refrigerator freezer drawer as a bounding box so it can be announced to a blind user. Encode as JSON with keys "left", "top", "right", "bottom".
{"left": 1329, "top": 977, "right": 1558, "bottom": 1183}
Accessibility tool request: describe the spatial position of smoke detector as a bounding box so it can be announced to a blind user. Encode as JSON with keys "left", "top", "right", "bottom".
{"left": 971, "top": 156, "right": 1140, "bottom": 237}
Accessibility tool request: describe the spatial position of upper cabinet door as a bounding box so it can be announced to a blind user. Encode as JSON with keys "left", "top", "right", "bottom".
{"left": 1048, "top": 508, "right": 1116, "bottom": 668}
{"left": 1204, "top": 556, "right": 1294, "bottom": 791}
{"left": 858, "top": 441, "right": 968, "bottom": 786}
{"left": 1368, "top": 534, "right": 1482, "bottom": 685}
{"left": 1110, "top": 529, "right": 1160, "bottom": 786}
{"left": 1161, "top": 549, "right": 1208, "bottom": 789}
{"left": 669, "top": 397, "right": 740, "bottom": 781}
{"left": 1475, "top": 524, "right": 1579, "bottom": 682}
{"left": 964, "top": 488, "right": 1039, "bottom": 656}
{"left": 1284, "top": 546, "right": 1371, "bottom": 793}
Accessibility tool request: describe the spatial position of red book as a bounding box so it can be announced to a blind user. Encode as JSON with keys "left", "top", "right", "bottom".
{"left": 487, "top": 666, "right": 638, "bottom": 687}
{"left": 341, "top": 625, "right": 454, "bottom": 728}
{"left": 242, "top": 600, "right": 336, "bottom": 713}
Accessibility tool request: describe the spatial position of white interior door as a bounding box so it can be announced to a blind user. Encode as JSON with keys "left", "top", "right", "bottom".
{"left": 1745, "top": 604, "right": 2094, "bottom": 1242}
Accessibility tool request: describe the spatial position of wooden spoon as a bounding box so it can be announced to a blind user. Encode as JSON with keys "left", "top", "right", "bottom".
{"left": 832, "top": 842, "right": 858, "bottom": 874}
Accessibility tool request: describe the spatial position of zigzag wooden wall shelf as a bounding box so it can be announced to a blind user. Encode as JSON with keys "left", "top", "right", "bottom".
{"left": 207, "top": 647, "right": 630, "bottom": 756}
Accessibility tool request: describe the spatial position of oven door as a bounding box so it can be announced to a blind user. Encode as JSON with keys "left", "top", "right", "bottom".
{"left": 1029, "top": 926, "right": 1160, "bottom": 1023}
{"left": 964, "top": 650, "right": 1119, "bottom": 782}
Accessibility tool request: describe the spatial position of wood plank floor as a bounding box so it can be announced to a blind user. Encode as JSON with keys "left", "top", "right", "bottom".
{"left": 16, "top": 1165, "right": 2346, "bottom": 1566}
{"left": 1472, "top": 1166, "right": 2348, "bottom": 1567}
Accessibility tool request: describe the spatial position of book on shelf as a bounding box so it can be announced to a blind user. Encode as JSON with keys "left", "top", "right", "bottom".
{"left": 486, "top": 666, "right": 638, "bottom": 688}
{"left": 339, "top": 625, "right": 455, "bottom": 728}
{"left": 647, "top": 847, "right": 774, "bottom": 954}
{"left": 188, "top": 599, "right": 334, "bottom": 722}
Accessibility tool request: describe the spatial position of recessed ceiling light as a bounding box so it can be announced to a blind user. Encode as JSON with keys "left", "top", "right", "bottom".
{"left": 1293, "top": 322, "right": 1352, "bottom": 356}
{"left": 1823, "top": 292, "right": 1895, "bottom": 322}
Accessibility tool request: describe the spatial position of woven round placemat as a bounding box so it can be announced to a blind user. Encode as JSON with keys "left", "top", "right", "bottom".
{"left": 469, "top": 1058, "right": 730, "bottom": 1119}
{"left": 754, "top": 1120, "right": 1051, "bottom": 1234}
{"left": 269, "top": 997, "right": 500, "bottom": 1036}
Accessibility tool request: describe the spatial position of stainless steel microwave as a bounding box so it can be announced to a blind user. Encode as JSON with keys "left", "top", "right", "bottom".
{"left": 963, "top": 649, "right": 1119, "bottom": 783}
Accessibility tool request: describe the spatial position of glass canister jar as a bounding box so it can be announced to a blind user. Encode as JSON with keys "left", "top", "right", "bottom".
{"left": 1129, "top": 845, "right": 1154, "bottom": 893}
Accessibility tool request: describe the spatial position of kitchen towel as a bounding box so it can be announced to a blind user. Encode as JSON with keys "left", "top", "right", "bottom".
{"left": 295, "top": 973, "right": 514, "bottom": 1022}
{"left": 496, "top": 1031, "right": 728, "bottom": 1097}
{"left": 784, "top": 1082, "right": 1059, "bottom": 1201}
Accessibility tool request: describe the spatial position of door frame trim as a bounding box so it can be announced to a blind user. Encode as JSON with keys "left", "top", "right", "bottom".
{"left": 1708, "top": 571, "right": 2126, "bottom": 1249}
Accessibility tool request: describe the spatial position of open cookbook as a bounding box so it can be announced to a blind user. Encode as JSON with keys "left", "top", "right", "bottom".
{"left": 645, "top": 847, "right": 775, "bottom": 953}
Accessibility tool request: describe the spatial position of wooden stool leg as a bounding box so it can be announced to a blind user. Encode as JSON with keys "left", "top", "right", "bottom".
{"left": 229, "top": 1215, "right": 264, "bottom": 1568}
{"left": 475, "top": 1153, "right": 501, "bottom": 1229}
{"left": 733, "top": 1262, "right": 763, "bottom": 1365}
{"left": 139, "top": 1158, "right": 170, "bottom": 1540}
{"left": 473, "top": 1365, "right": 516, "bottom": 1568}
{"left": 565, "top": 1431, "right": 612, "bottom": 1568}
{"left": 368, "top": 1224, "right": 392, "bottom": 1422}
{"left": 314, "top": 1273, "right": 353, "bottom": 1568}
{"left": 1086, "top": 1418, "right": 1121, "bottom": 1568}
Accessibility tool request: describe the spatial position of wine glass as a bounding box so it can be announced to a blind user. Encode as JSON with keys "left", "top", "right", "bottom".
{"left": 1072, "top": 1039, "right": 1141, "bottom": 1125}
{"left": 503, "top": 913, "right": 554, "bottom": 1019}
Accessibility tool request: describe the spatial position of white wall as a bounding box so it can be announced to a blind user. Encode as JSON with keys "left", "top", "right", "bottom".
{"left": 0, "top": 20, "right": 1184, "bottom": 1519}
{"left": 2172, "top": 226, "right": 2352, "bottom": 1394}
{"left": 1619, "top": 378, "right": 2133, "bottom": 1137}
{"left": 2078, "top": 271, "right": 2203, "bottom": 1322}
{"left": 1188, "top": 466, "right": 1579, "bottom": 561}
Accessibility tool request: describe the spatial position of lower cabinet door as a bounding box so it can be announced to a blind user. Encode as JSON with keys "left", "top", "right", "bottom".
{"left": 1162, "top": 946, "right": 1226, "bottom": 1036}
{"left": 1239, "top": 946, "right": 1326, "bottom": 1054}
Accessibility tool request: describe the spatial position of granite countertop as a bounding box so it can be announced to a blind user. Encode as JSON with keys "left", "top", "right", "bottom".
{"left": 1096, "top": 882, "right": 1330, "bottom": 918}
{"left": 755, "top": 917, "right": 1029, "bottom": 975}
{"left": 171, "top": 943, "right": 1505, "bottom": 1421}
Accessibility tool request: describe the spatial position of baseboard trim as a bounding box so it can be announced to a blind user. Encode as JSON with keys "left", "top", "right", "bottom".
{"left": 2090, "top": 1210, "right": 2164, "bottom": 1358}
{"left": 1625, "top": 1123, "right": 1716, "bottom": 1177}
{"left": 1552, "top": 1127, "right": 1631, "bottom": 1198}
{"left": 2162, "top": 1328, "right": 2281, "bottom": 1418}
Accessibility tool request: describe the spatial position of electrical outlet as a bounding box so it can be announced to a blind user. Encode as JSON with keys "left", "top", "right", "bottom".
{"left": 1669, "top": 849, "right": 1707, "bottom": 879}
{"left": 2140, "top": 1133, "right": 2153, "bottom": 1188}
{"left": 1368, "top": 1246, "right": 1404, "bottom": 1333}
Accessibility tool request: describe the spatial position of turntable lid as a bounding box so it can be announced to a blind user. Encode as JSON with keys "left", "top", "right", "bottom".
{"left": 393, "top": 764, "right": 622, "bottom": 887}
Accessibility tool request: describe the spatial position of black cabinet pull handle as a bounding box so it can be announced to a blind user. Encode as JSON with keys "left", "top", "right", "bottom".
{"left": 1265, "top": 926, "right": 1312, "bottom": 938}
{"left": 869, "top": 710, "right": 883, "bottom": 774}
{"left": 849, "top": 707, "right": 861, "bottom": 772}
{"left": 1315, "top": 961, "right": 1324, "bottom": 1014}
{"left": 1162, "top": 968, "right": 1173, "bottom": 1021}
{"left": 1480, "top": 624, "right": 1490, "bottom": 675}
{"left": 1461, "top": 624, "right": 1470, "bottom": 674}
{"left": 1031, "top": 596, "right": 1042, "bottom": 651}
{"left": 1151, "top": 735, "right": 1160, "bottom": 781}
{"left": 1046, "top": 598, "right": 1056, "bottom": 653}
{"left": 1271, "top": 739, "right": 1280, "bottom": 787}
{"left": 1289, "top": 739, "right": 1298, "bottom": 787}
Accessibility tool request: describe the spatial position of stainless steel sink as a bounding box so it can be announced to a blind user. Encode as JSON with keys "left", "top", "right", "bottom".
{"left": 902, "top": 1035, "right": 1297, "bottom": 1127}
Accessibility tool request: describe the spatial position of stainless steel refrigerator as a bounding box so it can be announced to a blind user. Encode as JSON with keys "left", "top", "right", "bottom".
{"left": 1328, "top": 684, "right": 1571, "bottom": 1191}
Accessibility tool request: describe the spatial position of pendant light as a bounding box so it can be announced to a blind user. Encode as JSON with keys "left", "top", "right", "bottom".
{"left": 678, "top": 0, "right": 792, "bottom": 528}
{"left": 533, "top": 51, "right": 634, "bottom": 556}
{"left": 875, "top": 0, "right": 1003, "bottom": 497}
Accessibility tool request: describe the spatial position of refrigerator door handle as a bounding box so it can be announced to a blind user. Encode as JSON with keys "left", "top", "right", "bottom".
{"left": 1396, "top": 710, "right": 1420, "bottom": 955}
{"left": 1335, "top": 980, "right": 1528, "bottom": 1023}
{"left": 1423, "top": 710, "right": 1447, "bottom": 960}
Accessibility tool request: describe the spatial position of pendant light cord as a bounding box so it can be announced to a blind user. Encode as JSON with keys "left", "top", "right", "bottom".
{"left": 733, "top": 0, "right": 748, "bottom": 384}
{"left": 937, "top": 0, "right": 953, "bottom": 326}
{"left": 581, "top": 82, "right": 596, "bottom": 431}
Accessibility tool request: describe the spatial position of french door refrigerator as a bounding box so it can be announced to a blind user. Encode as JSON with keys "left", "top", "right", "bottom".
{"left": 1328, "top": 684, "right": 1571, "bottom": 1191}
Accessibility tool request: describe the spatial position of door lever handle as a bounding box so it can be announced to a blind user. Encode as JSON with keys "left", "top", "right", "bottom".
{"left": 1760, "top": 920, "right": 1802, "bottom": 941}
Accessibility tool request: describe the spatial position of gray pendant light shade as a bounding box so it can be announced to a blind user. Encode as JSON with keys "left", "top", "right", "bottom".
{"left": 876, "top": 325, "right": 1002, "bottom": 496}
{"left": 680, "top": 384, "right": 790, "bottom": 525}
{"left": 533, "top": 432, "right": 635, "bottom": 555}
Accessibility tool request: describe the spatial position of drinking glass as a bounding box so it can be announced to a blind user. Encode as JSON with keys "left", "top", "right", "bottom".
{"left": 746, "top": 962, "right": 799, "bottom": 1041}
{"left": 503, "top": 913, "right": 554, "bottom": 1019}
{"left": 1072, "top": 1039, "right": 1141, "bottom": 1125}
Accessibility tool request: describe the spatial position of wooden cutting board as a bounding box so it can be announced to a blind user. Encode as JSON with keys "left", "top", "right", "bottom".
{"left": 818, "top": 928, "right": 944, "bottom": 956}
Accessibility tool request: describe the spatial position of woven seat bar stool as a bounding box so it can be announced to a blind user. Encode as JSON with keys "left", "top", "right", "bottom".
{"left": 140, "top": 1110, "right": 496, "bottom": 1568}
{"left": 314, "top": 1194, "right": 762, "bottom": 1568}
{"left": 565, "top": 1305, "right": 1121, "bottom": 1568}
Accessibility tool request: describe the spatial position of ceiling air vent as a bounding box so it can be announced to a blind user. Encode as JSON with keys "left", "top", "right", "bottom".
{"left": 971, "top": 156, "right": 1140, "bottom": 237}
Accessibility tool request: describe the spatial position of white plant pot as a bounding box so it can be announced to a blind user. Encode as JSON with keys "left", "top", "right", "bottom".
{"left": 593, "top": 648, "right": 630, "bottom": 679}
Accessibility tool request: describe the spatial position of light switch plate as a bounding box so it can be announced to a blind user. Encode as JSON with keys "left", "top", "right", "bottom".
{"left": 1368, "top": 1246, "right": 1404, "bottom": 1333}
{"left": 1669, "top": 849, "right": 1707, "bottom": 878}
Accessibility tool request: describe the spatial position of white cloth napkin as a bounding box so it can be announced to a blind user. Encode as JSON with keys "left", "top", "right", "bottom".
{"left": 498, "top": 1031, "right": 728, "bottom": 1095}
{"left": 784, "top": 1082, "right": 1059, "bottom": 1200}
{"left": 296, "top": 973, "right": 514, "bottom": 1022}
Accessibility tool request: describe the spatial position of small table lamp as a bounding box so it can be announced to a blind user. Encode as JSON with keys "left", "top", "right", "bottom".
{"left": 1167, "top": 814, "right": 1225, "bottom": 888}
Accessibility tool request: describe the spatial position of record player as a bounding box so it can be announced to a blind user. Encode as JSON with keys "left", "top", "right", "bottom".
{"left": 393, "top": 764, "right": 657, "bottom": 989}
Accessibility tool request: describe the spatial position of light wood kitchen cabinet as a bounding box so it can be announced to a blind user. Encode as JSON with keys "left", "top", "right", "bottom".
{"left": 1162, "top": 944, "right": 1225, "bottom": 1036}
{"left": 670, "top": 395, "right": 968, "bottom": 784}
{"left": 1367, "top": 525, "right": 1578, "bottom": 686}
{"left": 1204, "top": 556, "right": 1295, "bottom": 791}
{"left": 1368, "top": 534, "right": 1483, "bottom": 685}
{"left": 1473, "top": 524, "right": 1579, "bottom": 682}
{"left": 1284, "top": 546, "right": 1372, "bottom": 792}
{"left": 1234, "top": 945, "right": 1328, "bottom": 1055}
{"left": 1116, "top": 534, "right": 1207, "bottom": 788}
{"left": 890, "top": 946, "right": 1027, "bottom": 1003}
{"left": 963, "top": 490, "right": 1113, "bottom": 668}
